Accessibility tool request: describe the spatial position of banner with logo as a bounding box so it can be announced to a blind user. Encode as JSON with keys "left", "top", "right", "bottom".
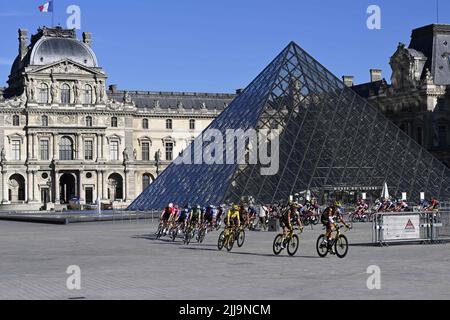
{"left": 382, "top": 214, "right": 421, "bottom": 241}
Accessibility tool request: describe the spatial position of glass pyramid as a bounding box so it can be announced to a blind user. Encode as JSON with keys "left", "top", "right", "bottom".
{"left": 128, "top": 42, "right": 450, "bottom": 210}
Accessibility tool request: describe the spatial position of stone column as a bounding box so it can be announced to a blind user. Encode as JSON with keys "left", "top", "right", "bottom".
{"left": 77, "top": 134, "right": 83, "bottom": 160}
{"left": 124, "top": 169, "right": 128, "bottom": 202}
{"left": 94, "top": 135, "right": 98, "bottom": 161}
{"left": 32, "top": 170, "right": 37, "bottom": 202}
{"left": 32, "top": 134, "right": 37, "bottom": 160}
{"left": 96, "top": 170, "right": 101, "bottom": 200}
{"left": 54, "top": 171, "right": 61, "bottom": 203}
{"left": 79, "top": 170, "right": 85, "bottom": 204}
{"left": 53, "top": 133, "right": 58, "bottom": 160}
{"left": 27, "top": 134, "right": 32, "bottom": 161}
{"left": 25, "top": 170, "right": 30, "bottom": 203}
{"left": 101, "top": 170, "right": 107, "bottom": 200}
{"left": 101, "top": 134, "right": 105, "bottom": 160}
{"left": 1, "top": 170, "right": 8, "bottom": 204}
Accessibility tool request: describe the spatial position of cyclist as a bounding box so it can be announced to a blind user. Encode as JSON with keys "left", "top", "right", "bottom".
{"left": 427, "top": 198, "right": 440, "bottom": 212}
{"left": 188, "top": 205, "right": 203, "bottom": 230}
{"left": 280, "top": 202, "right": 302, "bottom": 247}
{"left": 226, "top": 204, "right": 241, "bottom": 229}
{"left": 204, "top": 205, "right": 214, "bottom": 231}
{"left": 239, "top": 204, "right": 248, "bottom": 228}
{"left": 176, "top": 205, "right": 190, "bottom": 231}
{"left": 321, "top": 201, "right": 349, "bottom": 251}
{"left": 160, "top": 203, "right": 174, "bottom": 234}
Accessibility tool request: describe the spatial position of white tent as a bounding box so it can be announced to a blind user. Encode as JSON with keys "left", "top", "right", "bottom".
{"left": 381, "top": 182, "right": 390, "bottom": 200}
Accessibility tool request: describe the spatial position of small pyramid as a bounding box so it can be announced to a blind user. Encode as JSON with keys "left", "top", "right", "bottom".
{"left": 129, "top": 42, "right": 450, "bottom": 210}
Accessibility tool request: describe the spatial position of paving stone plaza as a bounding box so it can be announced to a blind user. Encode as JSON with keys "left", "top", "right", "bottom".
{"left": 0, "top": 220, "right": 448, "bottom": 300}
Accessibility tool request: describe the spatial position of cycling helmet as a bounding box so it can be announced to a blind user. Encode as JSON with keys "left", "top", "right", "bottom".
{"left": 168, "top": 203, "right": 174, "bottom": 208}
{"left": 333, "top": 201, "right": 342, "bottom": 208}
{"left": 232, "top": 204, "right": 240, "bottom": 211}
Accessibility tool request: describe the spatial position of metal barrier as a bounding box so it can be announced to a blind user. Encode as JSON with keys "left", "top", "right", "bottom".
{"left": 372, "top": 211, "right": 450, "bottom": 245}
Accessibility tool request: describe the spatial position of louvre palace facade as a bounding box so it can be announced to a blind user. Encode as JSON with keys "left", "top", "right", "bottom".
{"left": 0, "top": 26, "right": 235, "bottom": 210}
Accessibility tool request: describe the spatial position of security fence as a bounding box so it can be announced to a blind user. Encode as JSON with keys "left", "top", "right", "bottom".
{"left": 372, "top": 211, "right": 450, "bottom": 245}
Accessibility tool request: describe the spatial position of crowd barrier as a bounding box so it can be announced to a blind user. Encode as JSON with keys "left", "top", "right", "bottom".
{"left": 372, "top": 211, "right": 450, "bottom": 245}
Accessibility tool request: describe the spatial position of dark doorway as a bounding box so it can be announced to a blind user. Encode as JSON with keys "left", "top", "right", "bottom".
{"left": 60, "top": 173, "right": 76, "bottom": 204}
{"left": 108, "top": 173, "right": 123, "bottom": 201}
{"left": 41, "top": 188, "right": 50, "bottom": 204}
{"left": 85, "top": 187, "right": 94, "bottom": 204}
{"left": 9, "top": 174, "right": 26, "bottom": 203}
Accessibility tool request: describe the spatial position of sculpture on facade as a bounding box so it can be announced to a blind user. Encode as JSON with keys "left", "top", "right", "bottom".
{"left": 124, "top": 91, "right": 132, "bottom": 104}
{"left": 25, "top": 78, "right": 36, "bottom": 103}
{"left": 0, "top": 147, "right": 6, "bottom": 163}
{"left": 50, "top": 79, "right": 58, "bottom": 104}
{"left": 74, "top": 81, "right": 82, "bottom": 104}
{"left": 123, "top": 147, "right": 130, "bottom": 162}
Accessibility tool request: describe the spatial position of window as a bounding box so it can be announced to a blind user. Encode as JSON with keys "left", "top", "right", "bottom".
{"left": 111, "top": 117, "right": 118, "bottom": 128}
{"left": 11, "top": 140, "right": 21, "bottom": 161}
{"left": 39, "top": 83, "right": 49, "bottom": 104}
{"left": 85, "top": 140, "right": 93, "bottom": 161}
{"left": 40, "top": 140, "right": 49, "bottom": 161}
{"left": 165, "top": 142, "right": 174, "bottom": 161}
{"left": 110, "top": 141, "right": 119, "bottom": 161}
{"left": 61, "top": 84, "right": 71, "bottom": 104}
{"left": 86, "top": 116, "right": 93, "bottom": 127}
{"left": 143, "top": 119, "right": 149, "bottom": 129}
{"left": 142, "top": 174, "right": 152, "bottom": 190}
{"left": 439, "top": 126, "right": 447, "bottom": 148}
{"left": 42, "top": 115, "right": 49, "bottom": 127}
{"left": 59, "top": 137, "right": 74, "bottom": 161}
{"left": 166, "top": 119, "right": 173, "bottom": 130}
{"left": 189, "top": 119, "right": 196, "bottom": 130}
{"left": 142, "top": 142, "right": 150, "bottom": 161}
{"left": 13, "top": 115, "right": 20, "bottom": 126}
{"left": 84, "top": 85, "right": 93, "bottom": 104}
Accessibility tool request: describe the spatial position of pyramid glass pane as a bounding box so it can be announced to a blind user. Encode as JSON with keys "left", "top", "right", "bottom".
{"left": 129, "top": 42, "right": 450, "bottom": 210}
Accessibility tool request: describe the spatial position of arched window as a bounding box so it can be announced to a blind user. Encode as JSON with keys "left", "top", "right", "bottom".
{"left": 61, "top": 84, "right": 71, "bottom": 104}
{"left": 143, "top": 119, "right": 149, "bottom": 129}
{"left": 189, "top": 119, "right": 196, "bottom": 130}
{"left": 13, "top": 115, "right": 20, "bottom": 126}
{"left": 42, "top": 115, "right": 49, "bottom": 127}
{"left": 166, "top": 119, "right": 173, "bottom": 130}
{"left": 111, "top": 117, "right": 118, "bottom": 128}
{"left": 59, "top": 136, "right": 74, "bottom": 161}
{"left": 39, "top": 83, "right": 49, "bottom": 104}
{"left": 142, "top": 174, "right": 152, "bottom": 191}
{"left": 84, "top": 85, "right": 93, "bottom": 104}
{"left": 86, "top": 116, "right": 93, "bottom": 127}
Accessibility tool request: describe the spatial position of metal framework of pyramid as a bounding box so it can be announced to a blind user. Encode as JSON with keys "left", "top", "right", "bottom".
{"left": 129, "top": 42, "right": 450, "bottom": 210}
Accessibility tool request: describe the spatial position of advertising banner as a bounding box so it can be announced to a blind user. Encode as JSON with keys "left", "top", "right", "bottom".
{"left": 382, "top": 214, "right": 421, "bottom": 241}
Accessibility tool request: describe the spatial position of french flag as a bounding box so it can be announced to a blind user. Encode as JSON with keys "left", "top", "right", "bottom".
{"left": 39, "top": 1, "right": 53, "bottom": 13}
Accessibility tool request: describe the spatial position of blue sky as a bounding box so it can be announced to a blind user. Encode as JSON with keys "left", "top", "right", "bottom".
{"left": 0, "top": 0, "right": 448, "bottom": 93}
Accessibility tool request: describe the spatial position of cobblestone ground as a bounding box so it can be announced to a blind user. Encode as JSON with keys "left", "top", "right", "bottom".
{"left": 0, "top": 219, "right": 449, "bottom": 300}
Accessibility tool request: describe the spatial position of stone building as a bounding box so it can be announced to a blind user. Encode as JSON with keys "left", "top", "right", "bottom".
{"left": 0, "top": 27, "right": 235, "bottom": 210}
{"left": 347, "top": 24, "right": 450, "bottom": 167}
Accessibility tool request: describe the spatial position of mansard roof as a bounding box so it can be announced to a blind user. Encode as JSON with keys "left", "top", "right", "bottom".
{"left": 108, "top": 90, "right": 236, "bottom": 110}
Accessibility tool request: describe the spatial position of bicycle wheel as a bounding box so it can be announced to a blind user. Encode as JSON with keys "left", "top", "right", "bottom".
{"left": 237, "top": 230, "right": 245, "bottom": 248}
{"left": 312, "top": 215, "right": 319, "bottom": 225}
{"left": 225, "top": 232, "right": 235, "bottom": 252}
{"left": 217, "top": 231, "right": 225, "bottom": 251}
{"left": 335, "top": 235, "right": 349, "bottom": 258}
{"left": 197, "top": 228, "right": 206, "bottom": 243}
{"left": 273, "top": 234, "right": 284, "bottom": 255}
{"left": 171, "top": 228, "right": 177, "bottom": 242}
{"left": 287, "top": 234, "right": 299, "bottom": 256}
{"left": 316, "top": 235, "right": 328, "bottom": 258}
{"left": 155, "top": 225, "right": 163, "bottom": 239}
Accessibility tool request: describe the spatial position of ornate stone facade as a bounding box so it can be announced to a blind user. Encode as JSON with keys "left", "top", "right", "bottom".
{"left": 350, "top": 24, "right": 450, "bottom": 168}
{"left": 0, "top": 27, "right": 235, "bottom": 210}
